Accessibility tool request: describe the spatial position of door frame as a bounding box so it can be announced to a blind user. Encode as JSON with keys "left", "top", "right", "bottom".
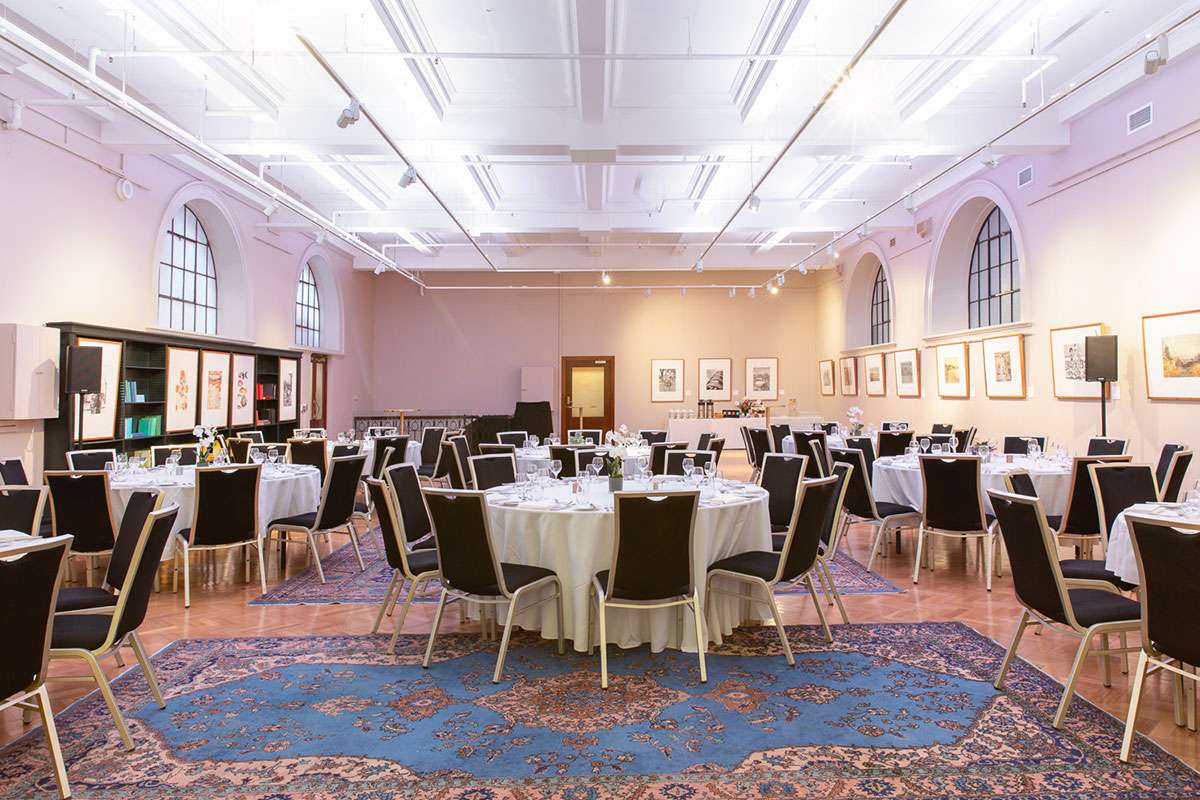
{"left": 310, "top": 354, "right": 328, "bottom": 430}
{"left": 560, "top": 356, "right": 615, "bottom": 439}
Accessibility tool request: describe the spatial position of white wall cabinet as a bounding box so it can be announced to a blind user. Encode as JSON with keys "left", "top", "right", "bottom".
{"left": 0, "top": 324, "right": 60, "bottom": 419}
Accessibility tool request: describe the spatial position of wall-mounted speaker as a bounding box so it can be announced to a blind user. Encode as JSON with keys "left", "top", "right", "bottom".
{"left": 65, "top": 345, "right": 102, "bottom": 394}
{"left": 1085, "top": 335, "right": 1118, "bottom": 382}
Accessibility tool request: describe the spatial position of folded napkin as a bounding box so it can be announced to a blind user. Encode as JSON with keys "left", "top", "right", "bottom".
{"left": 518, "top": 500, "right": 563, "bottom": 510}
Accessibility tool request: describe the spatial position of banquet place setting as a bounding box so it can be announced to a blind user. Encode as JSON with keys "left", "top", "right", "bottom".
{"left": 6, "top": 1, "right": 1200, "bottom": 799}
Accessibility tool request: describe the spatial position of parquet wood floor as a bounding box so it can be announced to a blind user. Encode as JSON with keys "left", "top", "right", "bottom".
{"left": 4, "top": 461, "right": 1197, "bottom": 772}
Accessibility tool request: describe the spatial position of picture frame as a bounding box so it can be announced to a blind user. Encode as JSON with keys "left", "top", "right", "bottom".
{"left": 1049, "top": 323, "right": 1104, "bottom": 400}
{"left": 864, "top": 352, "right": 886, "bottom": 396}
{"left": 199, "top": 351, "right": 231, "bottom": 428}
{"left": 894, "top": 348, "right": 921, "bottom": 397}
{"left": 697, "top": 358, "right": 732, "bottom": 401}
{"left": 818, "top": 359, "right": 835, "bottom": 396}
{"left": 935, "top": 342, "right": 970, "bottom": 398}
{"left": 1143, "top": 308, "right": 1200, "bottom": 400}
{"left": 839, "top": 356, "right": 858, "bottom": 396}
{"left": 230, "top": 353, "right": 256, "bottom": 427}
{"left": 165, "top": 346, "right": 199, "bottom": 433}
{"left": 651, "top": 359, "right": 685, "bottom": 403}
{"left": 744, "top": 357, "right": 779, "bottom": 401}
{"left": 74, "top": 337, "right": 122, "bottom": 442}
{"left": 982, "top": 334, "right": 1026, "bottom": 398}
{"left": 279, "top": 357, "right": 299, "bottom": 422}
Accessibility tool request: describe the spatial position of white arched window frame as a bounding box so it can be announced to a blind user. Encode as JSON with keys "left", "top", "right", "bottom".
{"left": 158, "top": 204, "right": 218, "bottom": 334}
{"left": 841, "top": 242, "right": 895, "bottom": 351}
{"left": 294, "top": 246, "right": 344, "bottom": 354}
{"left": 295, "top": 263, "right": 322, "bottom": 348}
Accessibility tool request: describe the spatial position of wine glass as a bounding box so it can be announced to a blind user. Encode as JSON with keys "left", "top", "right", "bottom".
{"left": 949, "top": 435, "right": 959, "bottom": 453}
{"left": 1027, "top": 441, "right": 1041, "bottom": 459}
{"left": 919, "top": 437, "right": 931, "bottom": 454}
{"left": 267, "top": 447, "right": 279, "bottom": 465}
{"left": 682, "top": 457, "right": 695, "bottom": 481}
{"left": 704, "top": 460, "right": 717, "bottom": 484}
{"left": 550, "top": 459, "right": 562, "bottom": 481}
{"left": 116, "top": 453, "right": 128, "bottom": 473}
{"left": 525, "top": 462, "right": 538, "bottom": 484}
{"left": 591, "top": 456, "right": 604, "bottom": 478}
{"left": 251, "top": 449, "right": 265, "bottom": 465}
{"left": 530, "top": 435, "right": 540, "bottom": 449}
{"left": 637, "top": 455, "right": 649, "bottom": 481}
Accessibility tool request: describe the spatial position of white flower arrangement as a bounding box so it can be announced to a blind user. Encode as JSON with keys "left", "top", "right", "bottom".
{"left": 606, "top": 424, "right": 641, "bottom": 449}
{"left": 192, "top": 425, "right": 217, "bottom": 447}
{"left": 846, "top": 406, "right": 865, "bottom": 436}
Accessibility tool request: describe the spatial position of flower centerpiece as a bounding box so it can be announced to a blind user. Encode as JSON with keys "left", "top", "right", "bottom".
{"left": 605, "top": 425, "right": 640, "bottom": 453}
{"left": 193, "top": 425, "right": 221, "bottom": 463}
{"left": 607, "top": 455, "right": 625, "bottom": 491}
{"left": 846, "top": 406, "right": 865, "bottom": 436}
{"left": 737, "top": 397, "right": 764, "bottom": 417}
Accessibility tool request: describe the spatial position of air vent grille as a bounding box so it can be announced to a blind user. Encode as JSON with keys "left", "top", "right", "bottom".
{"left": 1017, "top": 165, "right": 1034, "bottom": 188}
{"left": 1128, "top": 102, "right": 1153, "bottom": 135}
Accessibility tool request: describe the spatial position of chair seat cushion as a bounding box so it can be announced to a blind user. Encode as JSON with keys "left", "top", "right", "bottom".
{"left": 1046, "top": 515, "right": 1063, "bottom": 530}
{"left": 405, "top": 549, "right": 440, "bottom": 575}
{"left": 55, "top": 587, "right": 118, "bottom": 613}
{"left": 354, "top": 501, "right": 370, "bottom": 515}
{"left": 416, "top": 465, "right": 436, "bottom": 477}
{"left": 1066, "top": 587, "right": 1141, "bottom": 628}
{"left": 411, "top": 537, "right": 437, "bottom": 551}
{"left": 593, "top": 570, "right": 690, "bottom": 601}
{"left": 1060, "top": 559, "right": 1138, "bottom": 592}
{"left": 875, "top": 502, "right": 918, "bottom": 519}
{"left": 270, "top": 512, "right": 318, "bottom": 530}
{"left": 708, "top": 550, "right": 781, "bottom": 583}
{"left": 771, "top": 533, "right": 786, "bottom": 552}
{"left": 770, "top": 523, "right": 788, "bottom": 534}
{"left": 456, "top": 562, "right": 556, "bottom": 596}
{"left": 50, "top": 614, "right": 113, "bottom": 651}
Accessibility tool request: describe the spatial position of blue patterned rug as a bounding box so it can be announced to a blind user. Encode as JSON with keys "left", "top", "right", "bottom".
{"left": 250, "top": 528, "right": 902, "bottom": 605}
{"left": 1, "top": 623, "right": 1196, "bottom": 798}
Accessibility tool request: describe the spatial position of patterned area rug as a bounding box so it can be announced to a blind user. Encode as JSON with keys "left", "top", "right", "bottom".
{"left": 250, "top": 528, "right": 902, "bottom": 605}
{"left": 2, "top": 623, "right": 1197, "bottom": 799}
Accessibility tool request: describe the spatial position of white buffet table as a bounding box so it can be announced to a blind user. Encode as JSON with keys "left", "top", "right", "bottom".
{"left": 666, "top": 415, "right": 823, "bottom": 450}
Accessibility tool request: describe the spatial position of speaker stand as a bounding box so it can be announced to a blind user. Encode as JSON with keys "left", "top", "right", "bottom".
{"left": 73, "top": 391, "right": 86, "bottom": 455}
{"left": 1098, "top": 379, "right": 1109, "bottom": 437}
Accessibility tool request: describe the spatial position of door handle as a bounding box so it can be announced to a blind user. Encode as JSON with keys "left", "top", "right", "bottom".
{"left": 566, "top": 395, "right": 572, "bottom": 405}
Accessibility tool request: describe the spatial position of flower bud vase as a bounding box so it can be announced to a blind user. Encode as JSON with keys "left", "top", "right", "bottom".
{"left": 608, "top": 476, "right": 623, "bottom": 492}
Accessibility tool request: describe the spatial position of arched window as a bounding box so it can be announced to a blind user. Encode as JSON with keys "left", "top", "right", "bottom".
{"left": 967, "top": 206, "right": 1020, "bottom": 328}
{"left": 870, "top": 266, "right": 891, "bottom": 345}
{"left": 158, "top": 205, "right": 218, "bottom": 334}
{"left": 295, "top": 263, "right": 321, "bottom": 348}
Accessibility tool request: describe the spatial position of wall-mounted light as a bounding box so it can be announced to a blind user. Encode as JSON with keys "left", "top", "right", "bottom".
{"left": 799, "top": 263, "right": 809, "bottom": 275}
{"left": 680, "top": 288, "right": 686, "bottom": 297}
{"left": 373, "top": 263, "right": 385, "bottom": 275}
{"left": 778, "top": 272, "right": 786, "bottom": 286}
{"left": 315, "top": 230, "right": 326, "bottom": 244}
{"left": 644, "top": 288, "right": 652, "bottom": 298}
{"left": 747, "top": 194, "right": 761, "bottom": 213}
{"left": 336, "top": 99, "right": 361, "bottom": 128}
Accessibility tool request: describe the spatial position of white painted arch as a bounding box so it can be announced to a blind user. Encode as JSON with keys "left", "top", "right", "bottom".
{"left": 295, "top": 243, "right": 345, "bottom": 354}
{"left": 843, "top": 239, "right": 894, "bottom": 350}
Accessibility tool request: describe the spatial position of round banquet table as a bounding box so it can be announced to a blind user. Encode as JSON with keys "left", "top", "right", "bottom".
{"left": 516, "top": 445, "right": 651, "bottom": 477}
{"left": 477, "top": 477, "right": 771, "bottom": 653}
{"left": 108, "top": 463, "right": 322, "bottom": 559}
{"left": 1105, "top": 502, "right": 1200, "bottom": 585}
{"left": 871, "top": 454, "right": 1071, "bottom": 516}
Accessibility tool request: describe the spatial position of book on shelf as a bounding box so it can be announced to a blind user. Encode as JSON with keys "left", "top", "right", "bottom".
{"left": 256, "top": 382, "right": 277, "bottom": 401}
{"left": 256, "top": 409, "right": 276, "bottom": 425}
{"left": 124, "top": 380, "right": 147, "bottom": 403}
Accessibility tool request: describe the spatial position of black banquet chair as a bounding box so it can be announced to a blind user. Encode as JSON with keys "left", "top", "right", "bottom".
{"left": 226, "top": 437, "right": 253, "bottom": 464}
{"left": 0, "top": 457, "right": 30, "bottom": 485}
{"left": 469, "top": 453, "right": 518, "bottom": 491}
{"left": 150, "top": 444, "right": 199, "bottom": 466}
{"left": 416, "top": 427, "right": 446, "bottom": 478}
{"left": 830, "top": 447, "right": 919, "bottom": 573}
{"left": 65, "top": 449, "right": 117, "bottom": 471}
{"left": 1089, "top": 463, "right": 1159, "bottom": 548}
{"left": 877, "top": 430, "right": 913, "bottom": 458}
{"left": 744, "top": 427, "right": 772, "bottom": 478}
{"left": 931, "top": 423, "right": 954, "bottom": 434}
{"left": 288, "top": 437, "right": 329, "bottom": 482}
{"left": 45, "top": 470, "right": 119, "bottom": 586}
{"left": 174, "top": 465, "right": 264, "bottom": 607}
{"left": 0, "top": 535, "right": 73, "bottom": 799}
{"left": 663, "top": 449, "right": 715, "bottom": 476}
{"left": 268, "top": 455, "right": 369, "bottom": 584}
{"left": 0, "top": 485, "right": 48, "bottom": 536}
{"left": 590, "top": 490, "right": 704, "bottom": 688}
{"left": 57, "top": 491, "right": 163, "bottom": 613}
{"left": 758, "top": 453, "right": 807, "bottom": 544}
{"left": 568, "top": 428, "right": 603, "bottom": 445}
{"left": 1155, "top": 445, "right": 1192, "bottom": 503}
{"left": 421, "top": 488, "right": 564, "bottom": 683}
{"left": 639, "top": 429, "right": 668, "bottom": 445}
{"left": 1002, "top": 435, "right": 1047, "bottom": 455}
{"left": 790, "top": 431, "right": 828, "bottom": 479}
{"left": 914, "top": 455, "right": 997, "bottom": 590}
{"left": 496, "top": 431, "right": 529, "bottom": 448}
{"left": 550, "top": 445, "right": 581, "bottom": 478}
{"left": 770, "top": 424, "right": 792, "bottom": 454}
{"left": 1087, "top": 437, "right": 1129, "bottom": 456}
{"left": 371, "top": 435, "right": 410, "bottom": 479}
{"left": 648, "top": 441, "right": 687, "bottom": 475}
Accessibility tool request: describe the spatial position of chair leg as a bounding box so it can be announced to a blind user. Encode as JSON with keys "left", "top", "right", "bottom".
{"left": 691, "top": 589, "right": 707, "bottom": 683}
{"left": 1053, "top": 632, "right": 1096, "bottom": 729}
{"left": 113, "top": 651, "right": 125, "bottom": 668}
{"left": 1173, "top": 668, "right": 1187, "bottom": 727}
{"left": 31, "top": 686, "right": 70, "bottom": 800}
{"left": 346, "top": 525, "right": 365, "bottom": 571}
{"left": 1121, "top": 650, "right": 1151, "bottom": 762}
{"left": 129, "top": 631, "right": 165, "bottom": 710}
{"left": 422, "top": 588, "right": 449, "bottom": 668}
{"left": 820, "top": 559, "right": 851, "bottom": 624}
{"left": 760, "top": 580, "right": 794, "bottom": 666}
{"left": 805, "top": 575, "right": 834, "bottom": 643}
{"left": 305, "top": 531, "right": 326, "bottom": 583}
{"left": 814, "top": 566, "right": 833, "bottom": 606}
{"left": 388, "top": 578, "right": 418, "bottom": 656}
{"left": 255, "top": 543, "right": 267, "bottom": 597}
{"left": 554, "top": 582, "right": 565, "bottom": 655}
{"left": 493, "top": 588, "right": 526, "bottom": 684}
{"left": 1101, "top": 633, "right": 1113, "bottom": 687}
{"left": 374, "top": 571, "right": 400, "bottom": 633}
{"left": 912, "top": 525, "right": 926, "bottom": 584}
{"left": 181, "top": 546, "right": 191, "bottom": 609}
{"left": 82, "top": 651, "right": 134, "bottom": 751}
{"left": 985, "top": 531, "right": 994, "bottom": 592}
{"left": 994, "top": 609, "right": 1031, "bottom": 689}
{"left": 587, "top": 584, "right": 595, "bottom": 656}
{"left": 598, "top": 594, "right": 610, "bottom": 688}
{"left": 866, "top": 522, "right": 886, "bottom": 573}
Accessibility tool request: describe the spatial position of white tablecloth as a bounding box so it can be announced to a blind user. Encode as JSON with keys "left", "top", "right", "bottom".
{"left": 1105, "top": 502, "right": 1200, "bottom": 585}
{"left": 666, "top": 416, "right": 822, "bottom": 450}
{"left": 516, "top": 446, "right": 651, "bottom": 477}
{"left": 325, "top": 440, "right": 421, "bottom": 475}
{"left": 872, "top": 455, "right": 1071, "bottom": 516}
{"left": 480, "top": 478, "right": 771, "bottom": 653}
{"left": 109, "top": 464, "right": 322, "bottom": 559}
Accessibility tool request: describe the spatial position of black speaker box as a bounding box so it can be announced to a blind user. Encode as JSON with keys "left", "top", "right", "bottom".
{"left": 66, "top": 345, "right": 103, "bottom": 394}
{"left": 1085, "top": 335, "right": 1118, "bottom": 382}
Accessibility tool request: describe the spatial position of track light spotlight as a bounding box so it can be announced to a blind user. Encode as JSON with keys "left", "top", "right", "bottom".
{"left": 644, "top": 288, "right": 652, "bottom": 298}
{"left": 398, "top": 166, "right": 418, "bottom": 188}
{"left": 903, "top": 193, "right": 916, "bottom": 214}
{"left": 778, "top": 272, "right": 786, "bottom": 286}
{"left": 799, "top": 263, "right": 809, "bottom": 275}
{"left": 694, "top": 258, "right": 703, "bottom": 273}
{"left": 601, "top": 271, "right": 611, "bottom": 285}
{"left": 747, "top": 194, "right": 761, "bottom": 213}
{"left": 856, "top": 223, "right": 868, "bottom": 241}
{"left": 1145, "top": 34, "right": 1169, "bottom": 74}
{"left": 263, "top": 199, "right": 279, "bottom": 217}
{"left": 729, "top": 287, "right": 736, "bottom": 298}
{"left": 826, "top": 245, "right": 839, "bottom": 260}
{"left": 336, "top": 99, "right": 361, "bottom": 129}
{"left": 315, "top": 230, "right": 326, "bottom": 244}
{"left": 769, "top": 282, "right": 779, "bottom": 295}
{"left": 680, "top": 288, "right": 686, "bottom": 298}
{"left": 980, "top": 144, "right": 998, "bottom": 169}
{"left": 373, "top": 262, "right": 385, "bottom": 275}
{"left": 748, "top": 287, "right": 756, "bottom": 298}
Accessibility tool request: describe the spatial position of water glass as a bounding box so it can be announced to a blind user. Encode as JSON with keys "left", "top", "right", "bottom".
{"left": 530, "top": 435, "right": 540, "bottom": 449}
{"left": 550, "top": 459, "right": 563, "bottom": 481}
{"left": 251, "top": 450, "right": 265, "bottom": 465}
{"left": 948, "top": 436, "right": 958, "bottom": 453}
{"left": 704, "top": 460, "right": 717, "bottom": 485}
{"left": 104, "top": 461, "right": 116, "bottom": 474}
{"left": 931, "top": 443, "right": 943, "bottom": 455}
{"left": 591, "top": 457, "right": 604, "bottom": 477}
{"left": 919, "top": 437, "right": 931, "bottom": 454}
{"left": 1027, "top": 441, "right": 1041, "bottom": 459}
{"left": 682, "top": 457, "right": 695, "bottom": 481}
{"left": 268, "top": 447, "right": 279, "bottom": 465}
{"left": 116, "top": 453, "right": 128, "bottom": 472}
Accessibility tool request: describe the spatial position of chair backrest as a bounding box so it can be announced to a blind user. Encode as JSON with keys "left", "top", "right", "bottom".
{"left": 709, "top": 437, "right": 726, "bottom": 466}
{"left": 953, "top": 427, "right": 975, "bottom": 452}
{"left": 151, "top": 445, "right": 199, "bottom": 466}
{"left": 497, "top": 431, "right": 529, "bottom": 447}
{"left": 989, "top": 490, "right": 1071, "bottom": 626}
{"left": 1155, "top": 443, "right": 1187, "bottom": 491}
{"left": 190, "top": 465, "right": 260, "bottom": 545}
{"left": 1126, "top": 514, "right": 1200, "bottom": 667}
{"left": 649, "top": 441, "right": 688, "bottom": 475}
{"left": 105, "top": 490, "right": 163, "bottom": 592}
{"left": 478, "top": 443, "right": 517, "bottom": 458}
{"left": 919, "top": 456, "right": 987, "bottom": 532}
{"left": 1087, "top": 437, "right": 1128, "bottom": 456}
{"left": 226, "top": 438, "right": 252, "bottom": 463}
{"left": 575, "top": 449, "right": 615, "bottom": 476}
{"left": 877, "top": 430, "right": 913, "bottom": 458}
{"left": 1158, "top": 447, "right": 1192, "bottom": 503}
{"left": 469, "top": 454, "right": 517, "bottom": 490}
{"left": 568, "top": 429, "right": 603, "bottom": 445}
{"left": 45, "top": 470, "right": 117, "bottom": 554}
{"left": 1060, "top": 454, "right": 1132, "bottom": 535}
{"left": 770, "top": 424, "right": 792, "bottom": 453}
{"left": 663, "top": 450, "right": 715, "bottom": 476}
{"left": 420, "top": 427, "right": 446, "bottom": 467}
{"left": 1002, "top": 435, "right": 1047, "bottom": 455}
{"left": 288, "top": 438, "right": 328, "bottom": 482}
{"left": 639, "top": 430, "right": 668, "bottom": 445}
{"left": 1003, "top": 470, "right": 1038, "bottom": 498}
{"left": 332, "top": 443, "right": 362, "bottom": 458}
{"left": 882, "top": 421, "right": 909, "bottom": 431}
{"left": 820, "top": 462, "right": 852, "bottom": 548}
{"left": 0, "top": 486, "right": 46, "bottom": 535}
{"left": 790, "top": 431, "right": 828, "bottom": 479}
{"left": 66, "top": 449, "right": 117, "bottom": 471}
{"left": 451, "top": 436, "right": 473, "bottom": 486}
{"left": 605, "top": 491, "right": 699, "bottom": 600}
{"left": 315, "top": 455, "right": 369, "bottom": 531}
{"left": 759, "top": 453, "right": 807, "bottom": 529}
{"left": 818, "top": 422, "right": 840, "bottom": 436}
{"left": 931, "top": 423, "right": 953, "bottom": 434}
{"left": 776, "top": 475, "right": 839, "bottom": 583}
{"left": 845, "top": 436, "right": 876, "bottom": 476}
{"left": 927, "top": 434, "right": 954, "bottom": 450}
{"left": 549, "top": 445, "right": 580, "bottom": 478}
{"left": 807, "top": 439, "right": 830, "bottom": 478}
{"left": 371, "top": 436, "right": 409, "bottom": 479}
{"left": 0, "top": 458, "right": 29, "bottom": 486}
{"left": 441, "top": 441, "right": 467, "bottom": 489}
{"left": 830, "top": 448, "right": 877, "bottom": 520}
{"left": 1089, "top": 463, "right": 1159, "bottom": 540}
{"left": 384, "top": 463, "right": 434, "bottom": 545}
{"left": 365, "top": 477, "right": 414, "bottom": 573}
{"left": 422, "top": 489, "right": 508, "bottom": 596}
{"left": 745, "top": 428, "right": 772, "bottom": 469}
{"left": 696, "top": 432, "right": 714, "bottom": 451}
{"left": 242, "top": 430, "right": 265, "bottom": 444}
{"left": 739, "top": 426, "right": 755, "bottom": 466}
{"left": 0, "top": 535, "right": 71, "bottom": 701}
{"left": 111, "top": 505, "right": 180, "bottom": 642}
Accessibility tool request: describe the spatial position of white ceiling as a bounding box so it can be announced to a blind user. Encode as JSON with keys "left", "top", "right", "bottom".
{"left": 3, "top": 0, "right": 1199, "bottom": 283}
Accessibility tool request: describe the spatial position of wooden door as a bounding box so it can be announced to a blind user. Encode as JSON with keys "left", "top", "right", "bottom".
{"left": 561, "top": 356, "right": 614, "bottom": 439}
{"left": 310, "top": 355, "right": 327, "bottom": 430}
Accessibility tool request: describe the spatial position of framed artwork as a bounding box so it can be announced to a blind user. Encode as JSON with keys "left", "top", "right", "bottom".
{"left": 744, "top": 357, "right": 779, "bottom": 401}
{"left": 74, "top": 337, "right": 122, "bottom": 442}
{"left": 935, "top": 342, "right": 970, "bottom": 398}
{"left": 982, "top": 334, "right": 1026, "bottom": 398}
{"left": 894, "top": 348, "right": 921, "bottom": 397}
{"left": 1143, "top": 308, "right": 1200, "bottom": 400}
{"left": 839, "top": 357, "right": 858, "bottom": 396}
{"left": 230, "top": 353, "right": 256, "bottom": 427}
{"left": 199, "top": 351, "right": 231, "bottom": 428}
{"left": 864, "top": 352, "right": 886, "bottom": 396}
{"left": 651, "top": 359, "right": 685, "bottom": 403}
{"left": 279, "top": 357, "right": 299, "bottom": 422}
{"left": 166, "top": 347, "right": 199, "bottom": 432}
{"left": 1049, "top": 323, "right": 1103, "bottom": 399}
{"left": 697, "top": 358, "right": 732, "bottom": 401}
{"left": 818, "top": 360, "right": 835, "bottom": 396}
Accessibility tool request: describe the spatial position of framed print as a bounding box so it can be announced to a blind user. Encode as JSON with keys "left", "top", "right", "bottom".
{"left": 1143, "top": 308, "right": 1200, "bottom": 400}
{"left": 74, "top": 337, "right": 122, "bottom": 442}
{"left": 864, "top": 353, "right": 886, "bottom": 396}
{"left": 839, "top": 357, "right": 858, "bottom": 396}
{"left": 230, "top": 353, "right": 256, "bottom": 427}
{"left": 697, "top": 358, "right": 732, "bottom": 402}
{"left": 894, "top": 348, "right": 921, "bottom": 397}
{"left": 935, "top": 342, "right": 970, "bottom": 398}
{"left": 819, "top": 360, "right": 835, "bottom": 396}
{"left": 166, "top": 347, "right": 199, "bottom": 432}
{"left": 1049, "top": 323, "right": 1103, "bottom": 399}
{"left": 982, "top": 334, "right": 1026, "bottom": 398}
{"left": 744, "top": 357, "right": 778, "bottom": 401}
{"left": 199, "top": 351, "right": 231, "bottom": 428}
{"left": 279, "top": 357, "right": 299, "bottom": 422}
